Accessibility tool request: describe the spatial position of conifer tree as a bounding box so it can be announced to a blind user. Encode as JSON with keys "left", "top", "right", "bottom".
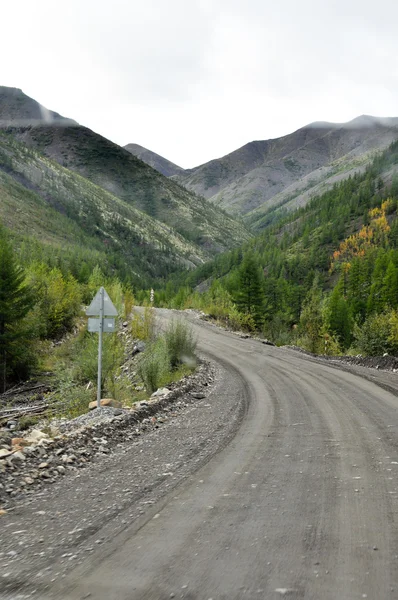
{"left": 299, "top": 278, "right": 323, "bottom": 353}
{"left": 234, "top": 253, "right": 264, "bottom": 328}
{"left": 0, "top": 228, "right": 34, "bottom": 391}
{"left": 325, "top": 277, "right": 353, "bottom": 349}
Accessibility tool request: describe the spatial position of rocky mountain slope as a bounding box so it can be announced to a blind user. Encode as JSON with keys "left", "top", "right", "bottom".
{"left": 0, "top": 131, "right": 213, "bottom": 283}
{"left": 178, "top": 116, "right": 398, "bottom": 228}
{"left": 0, "top": 86, "right": 76, "bottom": 127}
{"left": 124, "top": 143, "right": 183, "bottom": 177}
{"left": 129, "top": 116, "right": 398, "bottom": 231}
{"left": 0, "top": 87, "right": 249, "bottom": 254}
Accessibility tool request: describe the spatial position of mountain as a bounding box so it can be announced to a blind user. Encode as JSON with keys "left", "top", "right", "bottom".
{"left": 172, "top": 140, "right": 398, "bottom": 352}
{"left": 0, "top": 86, "right": 76, "bottom": 127}
{"left": 0, "top": 87, "right": 250, "bottom": 262}
{"left": 124, "top": 143, "right": 184, "bottom": 177}
{"left": 0, "top": 130, "right": 214, "bottom": 285}
{"left": 171, "top": 116, "right": 398, "bottom": 230}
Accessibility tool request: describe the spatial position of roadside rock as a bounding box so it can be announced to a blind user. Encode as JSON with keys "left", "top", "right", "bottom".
{"left": 88, "top": 398, "right": 122, "bottom": 410}
{"left": 0, "top": 360, "right": 215, "bottom": 508}
{"left": 151, "top": 387, "right": 171, "bottom": 398}
{"left": 25, "top": 430, "right": 49, "bottom": 444}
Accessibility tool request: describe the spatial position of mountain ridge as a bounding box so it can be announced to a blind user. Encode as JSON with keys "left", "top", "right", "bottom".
{"left": 0, "top": 86, "right": 250, "bottom": 262}
{"left": 124, "top": 142, "right": 184, "bottom": 177}
{"left": 0, "top": 86, "right": 77, "bottom": 127}
{"left": 125, "top": 115, "right": 398, "bottom": 231}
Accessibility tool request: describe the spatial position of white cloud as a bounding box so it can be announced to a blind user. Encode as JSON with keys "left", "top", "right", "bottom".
{"left": 1, "top": 0, "right": 398, "bottom": 167}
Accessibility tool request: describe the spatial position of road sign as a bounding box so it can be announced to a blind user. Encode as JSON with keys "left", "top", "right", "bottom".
{"left": 86, "top": 287, "right": 118, "bottom": 409}
{"left": 86, "top": 287, "right": 118, "bottom": 316}
{"left": 88, "top": 317, "right": 116, "bottom": 333}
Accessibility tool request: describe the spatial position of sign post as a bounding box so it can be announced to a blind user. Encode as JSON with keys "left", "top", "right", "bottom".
{"left": 97, "top": 288, "right": 104, "bottom": 409}
{"left": 86, "top": 287, "right": 118, "bottom": 408}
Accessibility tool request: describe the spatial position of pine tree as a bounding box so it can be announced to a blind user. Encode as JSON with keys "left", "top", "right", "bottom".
{"left": 0, "top": 228, "right": 34, "bottom": 391}
{"left": 234, "top": 253, "right": 264, "bottom": 328}
{"left": 383, "top": 260, "right": 398, "bottom": 309}
{"left": 325, "top": 277, "right": 353, "bottom": 350}
{"left": 299, "top": 279, "right": 324, "bottom": 353}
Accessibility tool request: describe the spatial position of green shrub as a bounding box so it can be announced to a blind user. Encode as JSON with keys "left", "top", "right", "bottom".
{"left": 354, "top": 311, "right": 395, "bottom": 355}
{"left": 164, "top": 320, "right": 197, "bottom": 368}
{"left": 130, "top": 305, "right": 155, "bottom": 341}
{"left": 138, "top": 337, "right": 170, "bottom": 394}
{"left": 18, "top": 415, "right": 40, "bottom": 431}
{"left": 59, "top": 385, "right": 96, "bottom": 419}
{"left": 74, "top": 331, "right": 124, "bottom": 388}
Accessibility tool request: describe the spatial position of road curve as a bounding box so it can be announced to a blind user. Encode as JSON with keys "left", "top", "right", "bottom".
{"left": 24, "top": 314, "right": 398, "bottom": 598}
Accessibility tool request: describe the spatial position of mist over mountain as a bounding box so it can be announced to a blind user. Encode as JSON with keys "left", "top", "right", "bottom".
{"left": 0, "top": 86, "right": 77, "bottom": 127}
{"left": 0, "top": 86, "right": 250, "bottom": 290}
{"left": 127, "top": 115, "right": 398, "bottom": 231}
{"left": 0, "top": 86, "right": 250, "bottom": 265}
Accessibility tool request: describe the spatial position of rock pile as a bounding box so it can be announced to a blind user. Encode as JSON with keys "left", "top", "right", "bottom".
{"left": 0, "top": 361, "right": 215, "bottom": 509}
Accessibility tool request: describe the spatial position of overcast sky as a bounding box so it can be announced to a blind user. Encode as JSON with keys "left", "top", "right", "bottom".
{"left": 1, "top": 0, "right": 398, "bottom": 168}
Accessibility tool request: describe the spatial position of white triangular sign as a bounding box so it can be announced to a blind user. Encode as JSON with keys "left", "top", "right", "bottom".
{"left": 86, "top": 287, "right": 118, "bottom": 316}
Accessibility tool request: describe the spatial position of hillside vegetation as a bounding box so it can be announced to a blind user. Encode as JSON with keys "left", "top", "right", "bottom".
{"left": 0, "top": 131, "right": 213, "bottom": 284}
{"left": 6, "top": 123, "right": 249, "bottom": 254}
{"left": 163, "top": 141, "right": 398, "bottom": 356}
{"left": 124, "top": 143, "right": 184, "bottom": 177}
{"left": 154, "top": 116, "right": 398, "bottom": 229}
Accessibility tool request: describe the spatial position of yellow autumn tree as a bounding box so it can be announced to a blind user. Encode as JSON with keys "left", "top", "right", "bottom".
{"left": 330, "top": 199, "right": 392, "bottom": 271}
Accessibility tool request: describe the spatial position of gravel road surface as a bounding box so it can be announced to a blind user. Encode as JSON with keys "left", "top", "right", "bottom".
{"left": 2, "top": 310, "right": 398, "bottom": 600}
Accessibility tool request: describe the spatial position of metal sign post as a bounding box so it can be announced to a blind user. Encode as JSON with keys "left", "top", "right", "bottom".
{"left": 86, "top": 287, "right": 118, "bottom": 409}
{"left": 97, "top": 288, "right": 104, "bottom": 408}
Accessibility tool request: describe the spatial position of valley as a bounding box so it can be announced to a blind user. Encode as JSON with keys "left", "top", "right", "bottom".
{"left": 2, "top": 3, "right": 398, "bottom": 599}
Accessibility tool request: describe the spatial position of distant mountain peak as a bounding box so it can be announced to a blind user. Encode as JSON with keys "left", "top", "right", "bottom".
{"left": 0, "top": 85, "right": 77, "bottom": 127}
{"left": 124, "top": 143, "right": 184, "bottom": 177}
{"left": 307, "top": 115, "right": 398, "bottom": 130}
{"left": 346, "top": 114, "right": 398, "bottom": 128}
{"left": 173, "top": 114, "right": 398, "bottom": 226}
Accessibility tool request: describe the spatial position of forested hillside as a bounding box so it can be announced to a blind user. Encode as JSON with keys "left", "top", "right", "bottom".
{"left": 163, "top": 141, "right": 398, "bottom": 356}
{"left": 6, "top": 123, "right": 249, "bottom": 254}
{"left": 0, "top": 86, "right": 251, "bottom": 392}
{"left": 0, "top": 130, "right": 213, "bottom": 282}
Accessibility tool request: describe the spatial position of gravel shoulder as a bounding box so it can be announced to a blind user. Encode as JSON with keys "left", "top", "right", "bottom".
{"left": 0, "top": 358, "right": 248, "bottom": 598}
{"left": 2, "top": 311, "right": 398, "bottom": 600}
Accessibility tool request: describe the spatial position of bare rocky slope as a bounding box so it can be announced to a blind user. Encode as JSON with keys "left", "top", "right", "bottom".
{"left": 128, "top": 116, "right": 398, "bottom": 230}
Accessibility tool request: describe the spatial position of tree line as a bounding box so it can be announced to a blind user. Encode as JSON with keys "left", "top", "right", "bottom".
{"left": 156, "top": 141, "right": 398, "bottom": 356}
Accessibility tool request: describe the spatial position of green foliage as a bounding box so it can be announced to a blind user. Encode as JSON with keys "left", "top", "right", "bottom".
{"left": 58, "top": 385, "right": 96, "bottom": 419}
{"left": 0, "top": 226, "right": 36, "bottom": 390}
{"left": 353, "top": 312, "right": 397, "bottom": 356}
{"left": 25, "top": 264, "right": 82, "bottom": 338}
{"left": 233, "top": 253, "right": 264, "bottom": 328}
{"left": 137, "top": 319, "right": 198, "bottom": 394}
{"left": 138, "top": 337, "right": 170, "bottom": 394}
{"left": 130, "top": 306, "right": 156, "bottom": 341}
{"left": 324, "top": 277, "right": 353, "bottom": 349}
{"left": 72, "top": 331, "right": 125, "bottom": 389}
{"left": 164, "top": 320, "right": 197, "bottom": 369}
{"left": 18, "top": 415, "right": 40, "bottom": 431}
{"left": 166, "top": 141, "right": 398, "bottom": 355}
{"left": 0, "top": 127, "right": 250, "bottom": 286}
{"left": 298, "top": 280, "right": 324, "bottom": 353}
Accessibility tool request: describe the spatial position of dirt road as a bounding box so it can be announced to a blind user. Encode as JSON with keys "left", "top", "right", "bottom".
{"left": 2, "top": 312, "right": 398, "bottom": 599}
